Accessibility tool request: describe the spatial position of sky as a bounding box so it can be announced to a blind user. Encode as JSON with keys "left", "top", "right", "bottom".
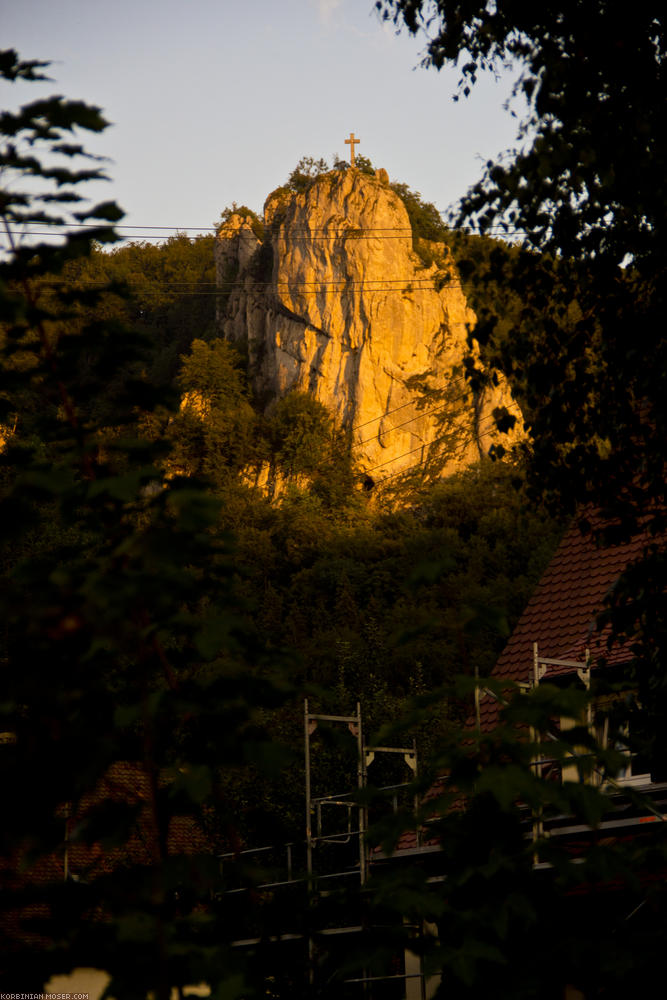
{"left": 3, "top": 0, "right": 525, "bottom": 241}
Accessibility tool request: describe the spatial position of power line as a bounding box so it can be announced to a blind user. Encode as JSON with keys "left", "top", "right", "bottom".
{"left": 356, "top": 405, "right": 515, "bottom": 481}
{"left": 24, "top": 270, "right": 487, "bottom": 440}
{"left": 353, "top": 378, "right": 470, "bottom": 431}
{"left": 35, "top": 276, "right": 455, "bottom": 287}
{"left": 36, "top": 277, "right": 459, "bottom": 287}
{"left": 362, "top": 439, "right": 434, "bottom": 476}
{"left": 355, "top": 384, "right": 473, "bottom": 441}
{"left": 29, "top": 276, "right": 473, "bottom": 295}
{"left": 5, "top": 220, "right": 514, "bottom": 455}
{"left": 6, "top": 220, "right": 533, "bottom": 238}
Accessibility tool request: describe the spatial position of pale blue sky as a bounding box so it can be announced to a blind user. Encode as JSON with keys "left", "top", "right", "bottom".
{"left": 3, "top": 0, "right": 524, "bottom": 238}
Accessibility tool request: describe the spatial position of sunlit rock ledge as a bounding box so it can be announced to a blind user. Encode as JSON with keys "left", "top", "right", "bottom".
{"left": 216, "top": 167, "right": 523, "bottom": 485}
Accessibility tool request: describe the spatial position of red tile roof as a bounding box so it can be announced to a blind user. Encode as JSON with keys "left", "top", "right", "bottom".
{"left": 478, "top": 509, "right": 657, "bottom": 730}
{"left": 391, "top": 509, "right": 659, "bottom": 854}
{"left": 494, "top": 513, "right": 648, "bottom": 678}
{"left": 1, "top": 761, "right": 213, "bottom": 949}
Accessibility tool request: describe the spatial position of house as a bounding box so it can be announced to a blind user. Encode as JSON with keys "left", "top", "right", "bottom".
{"left": 6, "top": 513, "right": 666, "bottom": 999}
{"left": 377, "top": 508, "right": 667, "bottom": 999}
{"left": 0, "top": 762, "right": 214, "bottom": 995}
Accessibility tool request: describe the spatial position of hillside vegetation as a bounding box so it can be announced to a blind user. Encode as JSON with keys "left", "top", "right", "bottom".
{"left": 0, "top": 108, "right": 562, "bottom": 988}
{"left": 2, "top": 198, "right": 563, "bottom": 845}
{"left": 3, "top": 38, "right": 663, "bottom": 997}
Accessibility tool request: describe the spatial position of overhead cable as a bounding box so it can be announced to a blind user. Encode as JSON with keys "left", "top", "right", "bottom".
{"left": 356, "top": 406, "right": 515, "bottom": 481}
{"left": 29, "top": 277, "right": 474, "bottom": 294}
{"left": 356, "top": 388, "right": 475, "bottom": 443}
{"left": 5, "top": 220, "right": 534, "bottom": 238}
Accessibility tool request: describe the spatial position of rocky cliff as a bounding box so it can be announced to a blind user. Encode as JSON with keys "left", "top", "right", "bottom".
{"left": 215, "top": 168, "right": 522, "bottom": 485}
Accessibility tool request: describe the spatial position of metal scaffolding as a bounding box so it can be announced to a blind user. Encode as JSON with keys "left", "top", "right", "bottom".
{"left": 304, "top": 698, "right": 418, "bottom": 891}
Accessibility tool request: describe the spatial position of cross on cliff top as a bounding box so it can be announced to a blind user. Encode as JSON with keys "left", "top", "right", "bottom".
{"left": 345, "top": 132, "right": 360, "bottom": 166}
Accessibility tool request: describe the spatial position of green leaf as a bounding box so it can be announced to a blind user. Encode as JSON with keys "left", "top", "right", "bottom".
{"left": 210, "top": 974, "right": 247, "bottom": 1000}
{"left": 170, "top": 764, "right": 213, "bottom": 805}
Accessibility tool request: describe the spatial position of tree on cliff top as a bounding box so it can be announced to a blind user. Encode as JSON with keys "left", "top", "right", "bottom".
{"left": 277, "top": 154, "right": 452, "bottom": 258}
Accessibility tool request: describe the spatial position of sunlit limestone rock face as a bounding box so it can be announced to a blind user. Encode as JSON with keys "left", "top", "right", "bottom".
{"left": 216, "top": 169, "right": 522, "bottom": 484}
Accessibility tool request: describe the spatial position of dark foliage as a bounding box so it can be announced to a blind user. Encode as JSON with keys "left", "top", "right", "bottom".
{"left": 0, "top": 49, "right": 291, "bottom": 998}
{"left": 369, "top": 4, "right": 667, "bottom": 995}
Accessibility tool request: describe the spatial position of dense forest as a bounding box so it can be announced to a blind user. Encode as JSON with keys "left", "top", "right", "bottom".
{"left": 5, "top": 0, "right": 667, "bottom": 990}
{"left": 11, "top": 26, "right": 667, "bottom": 993}
{"left": 3, "top": 211, "right": 563, "bottom": 840}
{"left": 0, "top": 58, "right": 566, "bottom": 990}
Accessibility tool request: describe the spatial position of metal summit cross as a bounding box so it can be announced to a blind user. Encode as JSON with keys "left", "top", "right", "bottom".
{"left": 345, "top": 132, "right": 360, "bottom": 166}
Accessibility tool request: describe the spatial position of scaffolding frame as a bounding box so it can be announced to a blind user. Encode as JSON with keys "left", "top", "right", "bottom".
{"left": 304, "top": 699, "right": 419, "bottom": 890}
{"left": 304, "top": 699, "right": 367, "bottom": 886}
